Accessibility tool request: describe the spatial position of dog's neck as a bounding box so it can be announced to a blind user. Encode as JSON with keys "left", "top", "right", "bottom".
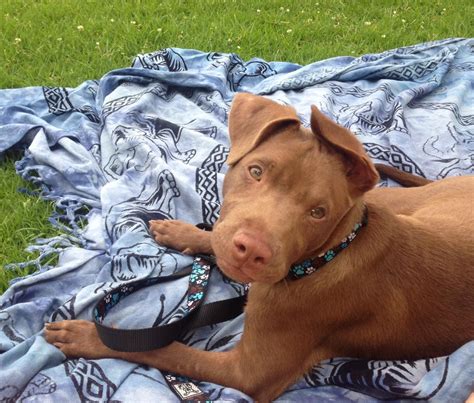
{"left": 290, "top": 201, "right": 368, "bottom": 279}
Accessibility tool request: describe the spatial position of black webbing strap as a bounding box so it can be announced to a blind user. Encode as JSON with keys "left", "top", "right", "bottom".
{"left": 93, "top": 254, "right": 247, "bottom": 353}
{"left": 94, "top": 292, "right": 246, "bottom": 352}
{"left": 186, "top": 294, "right": 246, "bottom": 330}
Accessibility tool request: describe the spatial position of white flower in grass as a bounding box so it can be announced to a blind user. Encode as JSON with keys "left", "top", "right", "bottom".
{"left": 287, "top": 29, "right": 293, "bottom": 33}
{"left": 364, "top": 21, "right": 372, "bottom": 26}
{"left": 157, "top": 28, "right": 162, "bottom": 33}
{"left": 402, "top": 19, "right": 406, "bottom": 23}
{"left": 130, "top": 20, "right": 137, "bottom": 25}
{"left": 257, "top": 9, "right": 261, "bottom": 13}
{"left": 381, "top": 34, "right": 386, "bottom": 38}
{"left": 14, "top": 37, "right": 21, "bottom": 44}
{"left": 110, "top": 18, "right": 114, "bottom": 22}
{"left": 77, "top": 25, "right": 84, "bottom": 31}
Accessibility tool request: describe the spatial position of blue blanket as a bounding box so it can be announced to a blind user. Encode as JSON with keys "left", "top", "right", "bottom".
{"left": 1, "top": 38, "right": 473, "bottom": 402}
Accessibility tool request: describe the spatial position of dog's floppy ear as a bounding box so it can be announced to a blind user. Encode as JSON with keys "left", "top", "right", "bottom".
{"left": 310, "top": 105, "right": 379, "bottom": 193}
{"left": 227, "top": 93, "right": 300, "bottom": 165}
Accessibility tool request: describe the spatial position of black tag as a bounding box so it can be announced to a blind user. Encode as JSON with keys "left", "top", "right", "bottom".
{"left": 164, "top": 373, "right": 209, "bottom": 401}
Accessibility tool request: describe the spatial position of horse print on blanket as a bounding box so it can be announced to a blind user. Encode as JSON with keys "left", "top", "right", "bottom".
{"left": 0, "top": 373, "right": 57, "bottom": 402}
{"left": 315, "top": 83, "right": 409, "bottom": 137}
{"left": 106, "top": 169, "right": 180, "bottom": 281}
{"left": 134, "top": 48, "right": 188, "bottom": 72}
{"left": 104, "top": 113, "right": 198, "bottom": 179}
{"left": 423, "top": 122, "right": 474, "bottom": 178}
{"left": 0, "top": 311, "right": 26, "bottom": 345}
{"left": 207, "top": 52, "right": 277, "bottom": 91}
{"left": 341, "top": 99, "right": 408, "bottom": 136}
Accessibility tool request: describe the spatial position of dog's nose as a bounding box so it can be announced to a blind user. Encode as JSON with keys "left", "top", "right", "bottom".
{"left": 232, "top": 231, "right": 272, "bottom": 268}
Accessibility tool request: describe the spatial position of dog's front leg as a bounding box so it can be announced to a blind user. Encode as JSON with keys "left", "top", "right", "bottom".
{"left": 44, "top": 319, "right": 315, "bottom": 401}
{"left": 44, "top": 320, "right": 242, "bottom": 384}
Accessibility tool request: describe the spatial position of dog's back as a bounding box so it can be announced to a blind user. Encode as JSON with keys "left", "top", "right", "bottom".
{"left": 357, "top": 175, "right": 474, "bottom": 359}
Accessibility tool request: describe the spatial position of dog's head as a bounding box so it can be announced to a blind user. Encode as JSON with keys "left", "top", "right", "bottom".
{"left": 211, "top": 93, "right": 378, "bottom": 284}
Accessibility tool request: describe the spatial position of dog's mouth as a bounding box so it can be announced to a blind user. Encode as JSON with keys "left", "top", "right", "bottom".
{"left": 215, "top": 257, "right": 255, "bottom": 283}
{"left": 215, "top": 256, "right": 288, "bottom": 284}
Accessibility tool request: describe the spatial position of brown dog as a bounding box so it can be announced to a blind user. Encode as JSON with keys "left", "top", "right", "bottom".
{"left": 45, "top": 93, "right": 474, "bottom": 401}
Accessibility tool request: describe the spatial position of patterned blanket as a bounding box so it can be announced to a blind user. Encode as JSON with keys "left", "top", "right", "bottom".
{"left": 0, "top": 38, "right": 473, "bottom": 402}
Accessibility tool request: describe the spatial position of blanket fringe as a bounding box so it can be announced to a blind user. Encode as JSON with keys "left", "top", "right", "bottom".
{"left": 6, "top": 153, "right": 93, "bottom": 282}
{"left": 5, "top": 235, "right": 78, "bottom": 280}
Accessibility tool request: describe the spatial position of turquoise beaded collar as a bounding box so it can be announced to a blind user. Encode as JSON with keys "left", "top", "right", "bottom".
{"left": 290, "top": 207, "right": 369, "bottom": 279}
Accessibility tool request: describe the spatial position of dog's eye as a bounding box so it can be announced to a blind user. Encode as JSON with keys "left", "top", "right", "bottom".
{"left": 249, "top": 165, "right": 263, "bottom": 181}
{"left": 310, "top": 207, "right": 326, "bottom": 219}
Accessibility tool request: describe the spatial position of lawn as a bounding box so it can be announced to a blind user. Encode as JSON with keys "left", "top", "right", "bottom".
{"left": 0, "top": 0, "right": 472, "bottom": 293}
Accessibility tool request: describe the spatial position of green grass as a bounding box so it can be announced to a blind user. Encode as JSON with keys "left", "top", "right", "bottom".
{"left": 0, "top": 0, "right": 472, "bottom": 293}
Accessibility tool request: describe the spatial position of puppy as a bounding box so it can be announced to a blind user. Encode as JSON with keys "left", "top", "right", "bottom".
{"left": 46, "top": 93, "right": 474, "bottom": 401}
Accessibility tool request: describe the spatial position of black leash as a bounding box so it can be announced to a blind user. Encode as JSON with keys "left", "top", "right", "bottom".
{"left": 92, "top": 232, "right": 247, "bottom": 401}
{"left": 93, "top": 255, "right": 247, "bottom": 352}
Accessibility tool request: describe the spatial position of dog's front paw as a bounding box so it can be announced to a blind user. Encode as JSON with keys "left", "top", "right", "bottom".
{"left": 149, "top": 219, "right": 213, "bottom": 255}
{"left": 45, "top": 320, "right": 114, "bottom": 359}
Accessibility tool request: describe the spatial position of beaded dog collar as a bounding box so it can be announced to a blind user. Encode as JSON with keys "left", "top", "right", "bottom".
{"left": 290, "top": 207, "right": 369, "bottom": 279}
